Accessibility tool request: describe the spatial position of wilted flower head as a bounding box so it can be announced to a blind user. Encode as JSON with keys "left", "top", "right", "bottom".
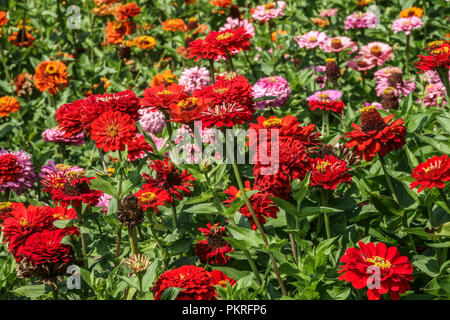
{"left": 125, "top": 253, "right": 152, "bottom": 274}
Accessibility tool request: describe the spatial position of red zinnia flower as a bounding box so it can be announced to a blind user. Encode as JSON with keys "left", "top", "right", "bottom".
{"left": 415, "top": 41, "right": 450, "bottom": 72}
{"left": 55, "top": 99, "right": 84, "bottom": 138}
{"left": 127, "top": 134, "right": 153, "bottom": 161}
{"left": 187, "top": 38, "right": 222, "bottom": 61}
{"left": 141, "top": 83, "right": 187, "bottom": 111}
{"left": 91, "top": 110, "right": 137, "bottom": 152}
{"left": 194, "top": 223, "right": 234, "bottom": 265}
{"left": 204, "top": 27, "right": 251, "bottom": 57}
{"left": 116, "top": 2, "right": 141, "bottom": 21}
{"left": 308, "top": 99, "right": 345, "bottom": 113}
{"left": 338, "top": 241, "right": 414, "bottom": 300}
{"left": 134, "top": 185, "right": 171, "bottom": 212}
{"left": 209, "top": 269, "right": 237, "bottom": 288}
{"left": 142, "top": 158, "right": 195, "bottom": 203}
{"left": 152, "top": 265, "right": 217, "bottom": 300}
{"left": 410, "top": 154, "right": 450, "bottom": 193}
{"left": 310, "top": 155, "right": 352, "bottom": 190}
{"left": 21, "top": 228, "right": 75, "bottom": 265}
{"left": 0, "top": 153, "right": 21, "bottom": 184}
{"left": 224, "top": 180, "right": 279, "bottom": 230}
{"left": 169, "top": 96, "right": 207, "bottom": 124}
{"left": 344, "top": 105, "right": 406, "bottom": 162}
{"left": 253, "top": 138, "right": 310, "bottom": 199}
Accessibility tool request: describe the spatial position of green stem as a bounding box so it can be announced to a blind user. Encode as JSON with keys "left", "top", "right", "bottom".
{"left": 170, "top": 203, "right": 178, "bottom": 229}
{"left": 51, "top": 286, "right": 59, "bottom": 300}
{"left": 243, "top": 50, "right": 258, "bottom": 80}
{"left": 149, "top": 221, "right": 168, "bottom": 270}
{"left": 379, "top": 156, "right": 398, "bottom": 203}
{"left": 0, "top": 30, "right": 11, "bottom": 84}
{"left": 437, "top": 68, "right": 450, "bottom": 109}
{"left": 128, "top": 226, "right": 139, "bottom": 255}
{"left": 230, "top": 161, "right": 287, "bottom": 296}
{"left": 209, "top": 59, "right": 215, "bottom": 84}
{"left": 115, "top": 225, "right": 122, "bottom": 258}
{"left": 75, "top": 205, "right": 87, "bottom": 265}
{"left": 405, "top": 34, "right": 410, "bottom": 74}
{"left": 320, "top": 189, "right": 331, "bottom": 239}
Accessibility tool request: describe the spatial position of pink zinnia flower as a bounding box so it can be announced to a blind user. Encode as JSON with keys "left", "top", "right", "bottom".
{"left": 294, "top": 31, "right": 328, "bottom": 49}
{"left": 42, "top": 127, "right": 85, "bottom": 145}
{"left": 419, "top": 82, "right": 447, "bottom": 108}
{"left": 252, "top": 1, "right": 287, "bottom": 22}
{"left": 359, "top": 42, "right": 393, "bottom": 66}
{"left": 319, "top": 8, "right": 338, "bottom": 17}
{"left": 391, "top": 16, "right": 423, "bottom": 35}
{"left": 347, "top": 56, "right": 377, "bottom": 71}
{"left": 374, "top": 67, "right": 416, "bottom": 97}
{"left": 178, "top": 66, "right": 211, "bottom": 94}
{"left": 220, "top": 18, "right": 255, "bottom": 37}
{"left": 138, "top": 109, "right": 166, "bottom": 134}
{"left": 96, "top": 193, "right": 112, "bottom": 214}
{"left": 322, "top": 36, "right": 358, "bottom": 54}
{"left": 252, "top": 76, "right": 291, "bottom": 109}
{"left": 344, "top": 11, "right": 378, "bottom": 29}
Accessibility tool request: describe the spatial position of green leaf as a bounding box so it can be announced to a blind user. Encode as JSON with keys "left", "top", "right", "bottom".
{"left": 12, "top": 284, "right": 47, "bottom": 298}
{"left": 160, "top": 287, "right": 183, "bottom": 300}
{"left": 369, "top": 192, "right": 404, "bottom": 216}
{"left": 141, "top": 259, "right": 159, "bottom": 292}
{"left": 184, "top": 203, "right": 218, "bottom": 214}
{"left": 90, "top": 178, "right": 117, "bottom": 197}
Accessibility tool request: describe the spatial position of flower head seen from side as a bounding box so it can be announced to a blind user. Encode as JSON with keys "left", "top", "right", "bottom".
{"left": 142, "top": 158, "right": 195, "bottom": 203}
{"left": 344, "top": 105, "right": 407, "bottom": 162}
{"left": 152, "top": 265, "right": 217, "bottom": 300}
{"left": 338, "top": 241, "right": 414, "bottom": 300}
{"left": 306, "top": 90, "right": 345, "bottom": 113}
{"left": 410, "top": 154, "right": 450, "bottom": 193}
{"left": 344, "top": 11, "right": 378, "bottom": 30}
{"left": 322, "top": 36, "right": 358, "bottom": 54}
{"left": 359, "top": 42, "right": 393, "bottom": 67}
{"left": 0, "top": 149, "right": 37, "bottom": 195}
{"left": 90, "top": 110, "right": 137, "bottom": 152}
{"left": 251, "top": 1, "right": 287, "bottom": 22}
{"left": 178, "top": 67, "right": 211, "bottom": 94}
{"left": 194, "top": 223, "right": 234, "bottom": 265}
{"left": 310, "top": 155, "right": 352, "bottom": 190}
{"left": 33, "top": 61, "right": 69, "bottom": 95}
{"left": 42, "top": 127, "right": 85, "bottom": 146}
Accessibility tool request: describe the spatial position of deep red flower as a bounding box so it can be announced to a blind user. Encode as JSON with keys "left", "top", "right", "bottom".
{"left": 152, "top": 265, "right": 217, "bottom": 300}
{"left": 253, "top": 138, "right": 310, "bottom": 199}
{"left": 55, "top": 99, "right": 84, "bottom": 138}
{"left": 415, "top": 41, "right": 450, "bottom": 72}
{"left": 169, "top": 96, "right": 207, "bottom": 124}
{"left": 204, "top": 27, "right": 251, "bottom": 57}
{"left": 344, "top": 105, "right": 406, "bottom": 162}
{"left": 410, "top": 154, "right": 450, "bottom": 193}
{"left": 338, "top": 241, "right": 414, "bottom": 300}
{"left": 0, "top": 153, "right": 21, "bottom": 184}
{"left": 141, "top": 83, "right": 187, "bottom": 111}
{"left": 209, "top": 269, "right": 237, "bottom": 288}
{"left": 134, "top": 185, "right": 171, "bottom": 212}
{"left": 116, "top": 2, "right": 141, "bottom": 21}
{"left": 142, "top": 158, "right": 195, "bottom": 203}
{"left": 21, "top": 229, "right": 75, "bottom": 265}
{"left": 41, "top": 170, "right": 103, "bottom": 207}
{"left": 187, "top": 38, "right": 222, "bottom": 61}
{"left": 308, "top": 99, "right": 345, "bottom": 113}
{"left": 90, "top": 110, "right": 137, "bottom": 152}
{"left": 127, "top": 134, "right": 153, "bottom": 161}
{"left": 224, "top": 180, "right": 279, "bottom": 230}
{"left": 310, "top": 155, "right": 352, "bottom": 190}
{"left": 194, "top": 223, "right": 234, "bottom": 265}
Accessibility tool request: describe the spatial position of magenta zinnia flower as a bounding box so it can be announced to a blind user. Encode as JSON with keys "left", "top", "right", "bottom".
{"left": 252, "top": 76, "right": 291, "bottom": 109}
{"left": 391, "top": 16, "right": 423, "bottom": 35}
{"left": 322, "top": 36, "right": 358, "bottom": 54}
{"left": 220, "top": 18, "right": 255, "bottom": 37}
{"left": 374, "top": 67, "right": 416, "bottom": 97}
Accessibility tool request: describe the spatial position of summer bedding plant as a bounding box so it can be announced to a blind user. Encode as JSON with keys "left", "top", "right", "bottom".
{"left": 0, "top": 0, "right": 449, "bottom": 300}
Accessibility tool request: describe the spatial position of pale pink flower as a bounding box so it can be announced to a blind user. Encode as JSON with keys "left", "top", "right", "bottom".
{"left": 344, "top": 11, "right": 378, "bottom": 29}
{"left": 322, "top": 36, "right": 358, "bottom": 53}
{"left": 364, "top": 102, "right": 385, "bottom": 111}
{"left": 252, "top": 76, "right": 291, "bottom": 109}
{"left": 359, "top": 42, "right": 393, "bottom": 66}
{"left": 420, "top": 82, "right": 447, "bottom": 108}
{"left": 42, "top": 127, "right": 85, "bottom": 145}
{"left": 391, "top": 16, "right": 423, "bottom": 35}
{"left": 294, "top": 31, "right": 328, "bottom": 49}
{"left": 374, "top": 67, "right": 416, "bottom": 97}
{"left": 319, "top": 8, "right": 338, "bottom": 17}
{"left": 178, "top": 66, "right": 211, "bottom": 94}
{"left": 220, "top": 18, "right": 255, "bottom": 37}
{"left": 347, "top": 56, "right": 377, "bottom": 71}
{"left": 138, "top": 109, "right": 166, "bottom": 134}
{"left": 96, "top": 193, "right": 112, "bottom": 214}
{"left": 252, "top": 1, "right": 287, "bottom": 22}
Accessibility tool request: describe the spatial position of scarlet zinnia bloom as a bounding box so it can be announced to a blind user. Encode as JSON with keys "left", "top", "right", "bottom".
{"left": 0, "top": 149, "right": 37, "bottom": 194}
{"left": 1, "top": 204, "right": 54, "bottom": 259}
{"left": 162, "top": 19, "right": 187, "bottom": 32}
{"left": 306, "top": 90, "right": 345, "bottom": 113}
{"left": 21, "top": 228, "right": 75, "bottom": 265}
{"left": 210, "top": 0, "right": 232, "bottom": 7}
{"left": 127, "top": 134, "right": 153, "bottom": 161}
{"left": 43, "top": 170, "right": 103, "bottom": 208}
{"left": 169, "top": 96, "right": 206, "bottom": 124}
{"left": 8, "top": 30, "right": 35, "bottom": 47}
{"left": 152, "top": 265, "right": 217, "bottom": 300}
{"left": 134, "top": 185, "right": 170, "bottom": 212}
{"left": 0, "top": 96, "right": 20, "bottom": 118}
{"left": 310, "top": 155, "right": 352, "bottom": 190}
{"left": 142, "top": 158, "right": 195, "bottom": 203}
{"left": 90, "top": 110, "right": 137, "bottom": 152}
{"left": 338, "top": 241, "right": 414, "bottom": 300}
{"left": 55, "top": 99, "right": 84, "bottom": 138}
{"left": 115, "top": 2, "right": 141, "bottom": 21}
{"left": 204, "top": 27, "right": 251, "bottom": 57}
{"left": 141, "top": 83, "right": 187, "bottom": 110}
{"left": 105, "top": 20, "right": 133, "bottom": 45}
{"left": 410, "top": 154, "right": 450, "bottom": 193}
{"left": 415, "top": 41, "right": 450, "bottom": 72}
{"left": 344, "top": 105, "right": 406, "bottom": 162}
{"left": 33, "top": 61, "right": 69, "bottom": 95}
{"left": 0, "top": 11, "right": 8, "bottom": 26}
{"left": 209, "top": 269, "right": 236, "bottom": 289}
{"left": 224, "top": 180, "right": 279, "bottom": 230}
{"left": 187, "top": 38, "right": 222, "bottom": 61}
{"left": 194, "top": 223, "right": 233, "bottom": 265}
{"left": 253, "top": 138, "right": 310, "bottom": 199}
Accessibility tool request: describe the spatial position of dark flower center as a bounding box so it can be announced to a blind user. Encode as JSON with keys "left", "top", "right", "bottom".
{"left": 360, "top": 106, "right": 386, "bottom": 132}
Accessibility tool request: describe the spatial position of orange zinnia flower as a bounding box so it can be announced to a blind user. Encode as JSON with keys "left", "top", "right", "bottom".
{"left": 0, "top": 96, "right": 20, "bottom": 118}
{"left": 0, "top": 11, "right": 8, "bottom": 26}
{"left": 150, "top": 70, "right": 178, "bottom": 87}
{"left": 162, "top": 19, "right": 187, "bottom": 32}
{"left": 105, "top": 20, "right": 133, "bottom": 45}
{"left": 400, "top": 7, "right": 423, "bottom": 18}
{"left": 115, "top": 2, "right": 141, "bottom": 21}
{"left": 8, "top": 30, "right": 35, "bottom": 47}
{"left": 131, "top": 35, "right": 156, "bottom": 50}
{"left": 33, "top": 61, "right": 69, "bottom": 95}
{"left": 210, "top": 0, "right": 232, "bottom": 7}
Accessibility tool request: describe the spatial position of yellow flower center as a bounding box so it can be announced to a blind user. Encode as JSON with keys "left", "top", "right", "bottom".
{"left": 316, "top": 160, "right": 331, "bottom": 173}
{"left": 178, "top": 97, "right": 198, "bottom": 111}
{"left": 216, "top": 32, "right": 234, "bottom": 41}
{"left": 0, "top": 202, "right": 12, "bottom": 210}
{"left": 19, "top": 217, "right": 28, "bottom": 227}
{"left": 430, "top": 46, "right": 449, "bottom": 56}
{"left": 383, "top": 87, "right": 395, "bottom": 95}
{"left": 423, "top": 159, "right": 441, "bottom": 173}
{"left": 360, "top": 105, "right": 376, "bottom": 113}
{"left": 139, "top": 192, "right": 157, "bottom": 204}
{"left": 264, "top": 2, "right": 275, "bottom": 9}
{"left": 263, "top": 118, "right": 282, "bottom": 129}
{"left": 180, "top": 274, "right": 185, "bottom": 280}
{"left": 370, "top": 45, "right": 382, "bottom": 56}
{"left": 45, "top": 64, "right": 58, "bottom": 75}
{"left": 309, "top": 36, "right": 317, "bottom": 42}
{"left": 157, "top": 90, "right": 172, "bottom": 96}
{"left": 326, "top": 58, "right": 336, "bottom": 63}
{"left": 366, "top": 256, "right": 391, "bottom": 269}
{"left": 213, "top": 87, "right": 229, "bottom": 94}
{"left": 428, "top": 40, "right": 444, "bottom": 49}
{"left": 106, "top": 124, "right": 120, "bottom": 137}
{"left": 56, "top": 163, "right": 71, "bottom": 171}
{"left": 318, "top": 93, "right": 330, "bottom": 102}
